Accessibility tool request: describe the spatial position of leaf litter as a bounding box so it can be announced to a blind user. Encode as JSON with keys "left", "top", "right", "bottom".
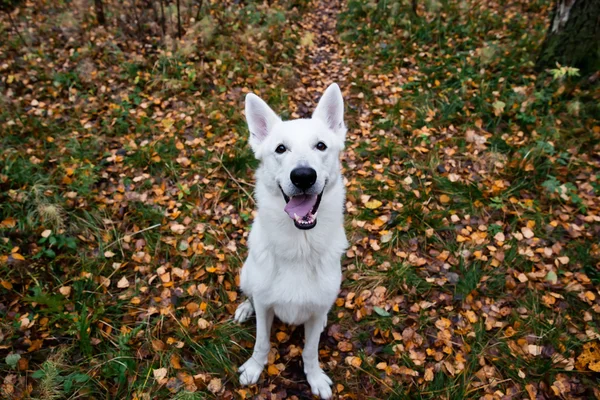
{"left": 0, "top": 0, "right": 599, "bottom": 399}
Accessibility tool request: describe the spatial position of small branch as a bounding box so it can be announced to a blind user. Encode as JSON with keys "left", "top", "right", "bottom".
{"left": 131, "top": 0, "right": 143, "bottom": 39}
{"left": 4, "top": 10, "right": 29, "bottom": 49}
{"left": 104, "top": 223, "right": 162, "bottom": 249}
{"left": 218, "top": 153, "right": 256, "bottom": 205}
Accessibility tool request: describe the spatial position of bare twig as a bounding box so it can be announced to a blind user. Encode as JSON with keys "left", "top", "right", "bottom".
{"left": 217, "top": 153, "right": 256, "bottom": 205}
{"left": 4, "top": 10, "right": 29, "bottom": 48}
{"left": 104, "top": 223, "right": 162, "bottom": 249}
{"left": 131, "top": 0, "right": 143, "bottom": 39}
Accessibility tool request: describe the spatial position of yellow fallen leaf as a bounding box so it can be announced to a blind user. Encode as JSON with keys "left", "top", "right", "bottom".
{"left": 398, "top": 366, "right": 419, "bottom": 376}
{"left": 0, "top": 217, "right": 16, "bottom": 228}
{"left": 337, "top": 341, "right": 353, "bottom": 352}
{"left": 276, "top": 332, "right": 288, "bottom": 342}
{"left": 345, "top": 356, "right": 362, "bottom": 368}
{"left": 584, "top": 291, "right": 596, "bottom": 301}
{"left": 440, "top": 194, "right": 450, "bottom": 204}
{"left": 376, "top": 362, "right": 387, "bottom": 370}
{"left": 11, "top": 253, "right": 25, "bottom": 261}
{"left": 435, "top": 317, "right": 451, "bottom": 330}
{"left": 267, "top": 364, "right": 280, "bottom": 376}
{"left": 464, "top": 310, "right": 478, "bottom": 323}
{"left": 365, "top": 199, "right": 383, "bottom": 209}
{"left": 576, "top": 342, "right": 600, "bottom": 371}
{"left": 424, "top": 367, "right": 434, "bottom": 381}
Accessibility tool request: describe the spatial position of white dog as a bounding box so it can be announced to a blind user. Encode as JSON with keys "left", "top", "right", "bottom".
{"left": 234, "top": 83, "right": 348, "bottom": 399}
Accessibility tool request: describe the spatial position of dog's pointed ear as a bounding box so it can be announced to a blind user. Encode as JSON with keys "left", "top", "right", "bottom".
{"left": 312, "top": 83, "right": 346, "bottom": 137}
{"left": 245, "top": 93, "right": 281, "bottom": 153}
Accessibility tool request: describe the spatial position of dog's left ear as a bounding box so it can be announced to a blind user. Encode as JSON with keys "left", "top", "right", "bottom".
{"left": 312, "top": 83, "right": 346, "bottom": 137}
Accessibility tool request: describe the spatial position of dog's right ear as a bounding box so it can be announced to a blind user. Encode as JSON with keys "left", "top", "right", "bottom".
{"left": 245, "top": 93, "right": 281, "bottom": 153}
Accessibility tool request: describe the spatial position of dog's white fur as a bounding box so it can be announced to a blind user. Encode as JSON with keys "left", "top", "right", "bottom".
{"left": 235, "top": 83, "right": 348, "bottom": 399}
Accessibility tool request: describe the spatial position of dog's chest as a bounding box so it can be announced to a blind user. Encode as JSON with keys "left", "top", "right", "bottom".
{"left": 267, "top": 263, "right": 341, "bottom": 324}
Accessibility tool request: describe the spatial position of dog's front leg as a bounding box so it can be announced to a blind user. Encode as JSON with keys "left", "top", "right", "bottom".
{"left": 303, "top": 313, "right": 333, "bottom": 399}
{"left": 239, "top": 302, "right": 274, "bottom": 386}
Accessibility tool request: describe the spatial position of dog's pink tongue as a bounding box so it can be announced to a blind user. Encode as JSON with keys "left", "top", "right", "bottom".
{"left": 284, "top": 194, "right": 318, "bottom": 219}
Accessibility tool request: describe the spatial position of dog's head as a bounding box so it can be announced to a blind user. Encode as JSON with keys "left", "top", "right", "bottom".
{"left": 245, "top": 83, "right": 346, "bottom": 230}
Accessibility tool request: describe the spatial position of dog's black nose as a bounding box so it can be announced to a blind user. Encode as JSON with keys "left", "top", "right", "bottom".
{"left": 290, "top": 167, "right": 317, "bottom": 190}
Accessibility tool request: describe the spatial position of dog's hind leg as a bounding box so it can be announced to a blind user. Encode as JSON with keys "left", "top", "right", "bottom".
{"left": 239, "top": 302, "right": 274, "bottom": 385}
{"left": 234, "top": 298, "right": 255, "bottom": 323}
{"left": 303, "top": 313, "right": 333, "bottom": 399}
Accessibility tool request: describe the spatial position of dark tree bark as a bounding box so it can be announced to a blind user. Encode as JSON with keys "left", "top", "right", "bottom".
{"left": 195, "top": 0, "right": 203, "bottom": 22}
{"left": 176, "top": 0, "right": 182, "bottom": 39}
{"left": 536, "top": 0, "right": 600, "bottom": 76}
{"left": 94, "top": 0, "right": 106, "bottom": 25}
{"left": 159, "top": 0, "right": 166, "bottom": 36}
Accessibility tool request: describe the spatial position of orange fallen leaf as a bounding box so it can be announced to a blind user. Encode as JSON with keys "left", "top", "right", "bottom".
{"left": 345, "top": 356, "right": 362, "bottom": 368}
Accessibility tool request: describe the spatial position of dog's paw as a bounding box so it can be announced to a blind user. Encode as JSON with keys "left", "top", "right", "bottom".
{"left": 239, "top": 358, "right": 264, "bottom": 386}
{"left": 307, "top": 370, "right": 333, "bottom": 399}
{"left": 234, "top": 299, "right": 254, "bottom": 323}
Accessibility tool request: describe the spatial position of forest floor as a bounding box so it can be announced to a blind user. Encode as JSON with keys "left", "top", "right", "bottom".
{"left": 1, "top": 0, "right": 600, "bottom": 399}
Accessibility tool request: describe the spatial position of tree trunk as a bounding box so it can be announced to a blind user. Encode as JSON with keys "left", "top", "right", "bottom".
{"left": 176, "top": 0, "right": 182, "bottom": 39}
{"left": 94, "top": 0, "right": 106, "bottom": 25}
{"left": 159, "top": 0, "right": 166, "bottom": 36}
{"left": 536, "top": 0, "right": 600, "bottom": 76}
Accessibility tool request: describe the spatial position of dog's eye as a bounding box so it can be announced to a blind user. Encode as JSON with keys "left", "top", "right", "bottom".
{"left": 275, "top": 144, "right": 287, "bottom": 154}
{"left": 316, "top": 142, "right": 327, "bottom": 151}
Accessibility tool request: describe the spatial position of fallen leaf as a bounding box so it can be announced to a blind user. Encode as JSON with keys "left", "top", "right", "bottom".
{"left": 365, "top": 199, "right": 383, "bottom": 209}
{"left": 521, "top": 227, "right": 534, "bottom": 239}
{"left": 207, "top": 378, "right": 222, "bottom": 393}
{"left": 58, "top": 286, "right": 71, "bottom": 296}
{"left": 117, "top": 277, "right": 130, "bottom": 288}
{"left": 153, "top": 367, "right": 167, "bottom": 381}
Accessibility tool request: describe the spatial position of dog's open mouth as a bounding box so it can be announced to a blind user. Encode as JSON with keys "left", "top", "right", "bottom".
{"left": 281, "top": 188, "right": 323, "bottom": 230}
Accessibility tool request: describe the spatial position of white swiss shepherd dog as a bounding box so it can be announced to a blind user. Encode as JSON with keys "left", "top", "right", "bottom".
{"left": 234, "top": 83, "right": 348, "bottom": 399}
